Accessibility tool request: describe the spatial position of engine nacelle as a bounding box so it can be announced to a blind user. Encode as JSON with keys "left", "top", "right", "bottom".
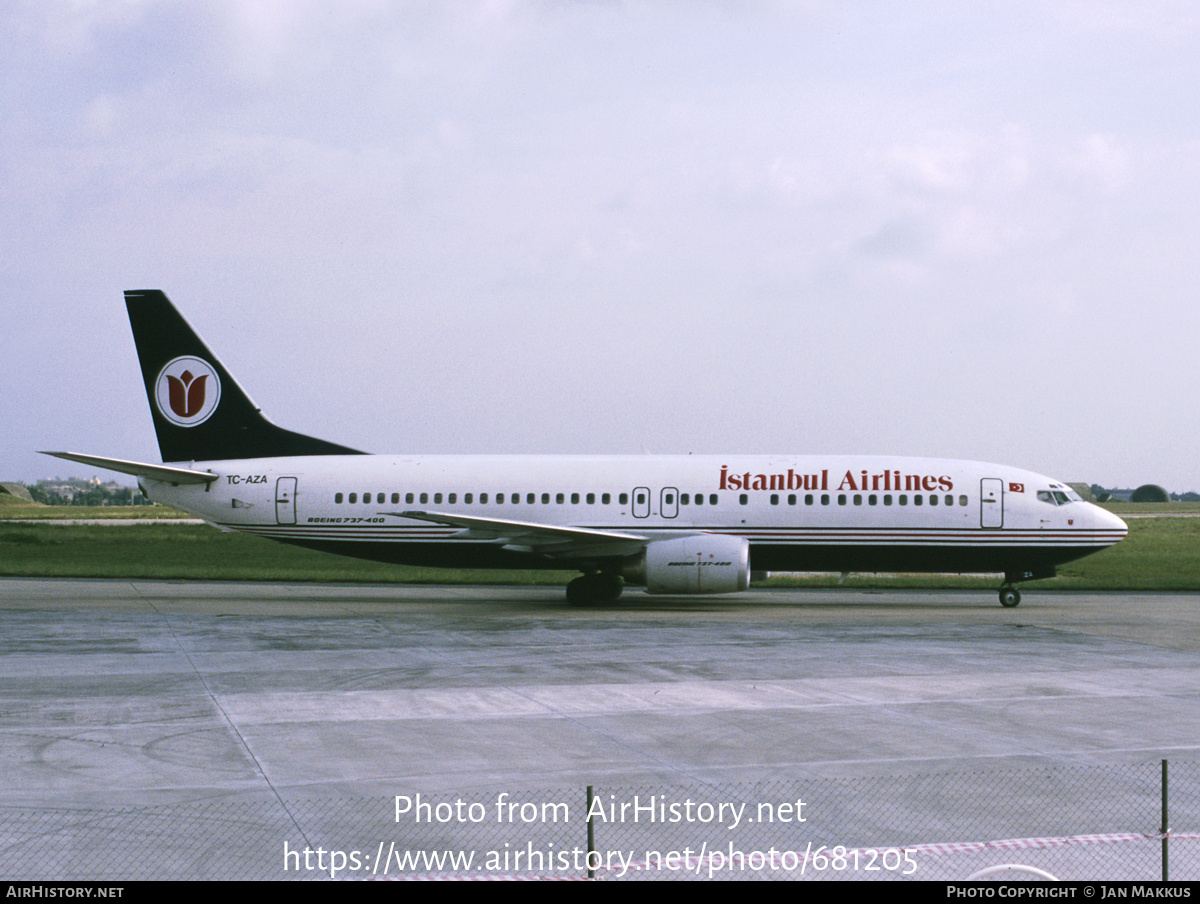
{"left": 622, "top": 534, "right": 751, "bottom": 595}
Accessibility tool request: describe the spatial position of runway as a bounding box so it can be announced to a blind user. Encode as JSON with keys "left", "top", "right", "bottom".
{"left": 3, "top": 578, "right": 1200, "bottom": 879}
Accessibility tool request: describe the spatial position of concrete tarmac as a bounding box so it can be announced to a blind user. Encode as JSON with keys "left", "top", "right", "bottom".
{"left": 3, "top": 578, "right": 1199, "bottom": 802}
{"left": 3, "top": 578, "right": 1199, "bottom": 879}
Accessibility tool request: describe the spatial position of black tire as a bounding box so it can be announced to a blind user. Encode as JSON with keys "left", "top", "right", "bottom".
{"left": 999, "top": 587, "right": 1021, "bottom": 608}
{"left": 566, "top": 574, "right": 624, "bottom": 604}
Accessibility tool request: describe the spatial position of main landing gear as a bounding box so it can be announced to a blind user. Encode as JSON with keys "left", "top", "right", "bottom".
{"left": 566, "top": 572, "right": 624, "bottom": 604}
{"left": 999, "top": 585, "right": 1021, "bottom": 608}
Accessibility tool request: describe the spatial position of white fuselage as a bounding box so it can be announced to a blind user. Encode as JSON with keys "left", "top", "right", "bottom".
{"left": 144, "top": 453, "right": 1127, "bottom": 577}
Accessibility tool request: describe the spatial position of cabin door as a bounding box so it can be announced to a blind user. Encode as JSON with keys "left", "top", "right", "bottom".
{"left": 276, "top": 477, "right": 298, "bottom": 525}
{"left": 980, "top": 478, "right": 1004, "bottom": 529}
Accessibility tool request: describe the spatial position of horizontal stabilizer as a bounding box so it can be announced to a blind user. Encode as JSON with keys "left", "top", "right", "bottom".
{"left": 39, "top": 452, "right": 220, "bottom": 485}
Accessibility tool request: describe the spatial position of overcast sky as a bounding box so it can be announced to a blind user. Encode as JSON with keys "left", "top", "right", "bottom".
{"left": 4, "top": 1, "right": 1199, "bottom": 491}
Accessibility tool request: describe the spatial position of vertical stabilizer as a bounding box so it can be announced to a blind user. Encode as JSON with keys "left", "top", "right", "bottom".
{"left": 125, "top": 290, "right": 363, "bottom": 462}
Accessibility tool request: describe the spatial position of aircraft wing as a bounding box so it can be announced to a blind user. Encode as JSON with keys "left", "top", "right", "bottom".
{"left": 387, "top": 510, "right": 652, "bottom": 558}
{"left": 39, "top": 452, "right": 220, "bottom": 485}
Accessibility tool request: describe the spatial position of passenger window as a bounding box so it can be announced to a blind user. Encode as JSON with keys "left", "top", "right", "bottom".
{"left": 391, "top": 493, "right": 399, "bottom": 504}
{"left": 335, "top": 493, "right": 344, "bottom": 504}
{"left": 556, "top": 493, "right": 564, "bottom": 504}
{"left": 349, "top": 493, "right": 357, "bottom": 503}
{"left": 465, "top": 493, "right": 473, "bottom": 504}
{"left": 541, "top": 493, "right": 550, "bottom": 504}
{"left": 838, "top": 494, "right": 847, "bottom": 505}
{"left": 884, "top": 494, "right": 892, "bottom": 505}
{"left": 694, "top": 494, "right": 703, "bottom": 506}
{"left": 853, "top": 494, "right": 862, "bottom": 506}
{"left": 571, "top": 493, "right": 580, "bottom": 504}
{"left": 480, "top": 493, "right": 488, "bottom": 504}
{"left": 709, "top": 494, "right": 718, "bottom": 505}
{"left": 448, "top": 493, "right": 456, "bottom": 504}
{"left": 527, "top": 493, "right": 535, "bottom": 504}
{"left": 602, "top": 493, "right": 611, "bottom": 504}
{"left": 868, "top": 494, "right": 877, "bottom": 505}
{"left": 821, "top": 494, "right": 830, "bottom": 505}
{"left": 914, "top": 495, "right": 923, "bottom": 506}
{"left": 929, "top": 495, "right": 938, "bottom": 506}
{"left": 805, "top": 494, "right": 813, "bottom": 505}
{"left": 681, "top": 493, "right": 690, "bottom": 505}
{"left": 739, "top": 494, "right": 748, "bottom": 505}
{"left": 588, "top": 493, "right": 596, "bottom": 504}
{"left": 899, "top": 495, "right": 907, "bottom": 506}
{"left": 770, "top": 494, "right": 778, "bottom": 505}
{"left": 959, "top": 495, "right": 968, "bottom": 506}
{"left": 619, "top": 493, "right": 628, "bottom": 505}
{"left": 434, "top": 493, "right": 442, "bottom": 504}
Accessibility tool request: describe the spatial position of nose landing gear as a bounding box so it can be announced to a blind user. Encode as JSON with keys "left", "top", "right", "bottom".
{"left": 996, "top": 568, "right": 1049, "bottom": 608}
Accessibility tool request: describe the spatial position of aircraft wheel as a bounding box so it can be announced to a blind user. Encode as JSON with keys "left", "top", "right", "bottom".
{"left": 999, "top": 587, "right": 1021, "bottom": 608}
{"left": 566, "top": 574, "right": 624, "bottom": 604}
{"left": 566, "top": 576, "right": 591, "bottom": 604}
{"left": 594, "top": 574, "right": 624, "bottom": 602}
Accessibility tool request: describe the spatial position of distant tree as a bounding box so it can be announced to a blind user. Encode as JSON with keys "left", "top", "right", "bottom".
{"left": 27, "top": 485, "right": 62, "bottom": 505}
{"left": 27, "top": 480, "right": 143, "bottom": 506}
{"left": 75, "top": 486, "right": 106, "bottom": 506}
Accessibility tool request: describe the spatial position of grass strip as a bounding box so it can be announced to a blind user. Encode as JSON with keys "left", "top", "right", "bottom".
{"left": 0, "top": 515, "right": 1195, "bottom": 590}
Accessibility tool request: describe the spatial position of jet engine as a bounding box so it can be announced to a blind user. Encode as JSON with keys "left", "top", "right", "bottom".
{"left": 622, "top": 534, "right": 751, "bottom": 594}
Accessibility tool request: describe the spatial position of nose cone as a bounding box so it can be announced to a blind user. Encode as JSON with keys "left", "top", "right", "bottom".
{"left": 1088, "top": 503, "right": 1128, "bottom": 544}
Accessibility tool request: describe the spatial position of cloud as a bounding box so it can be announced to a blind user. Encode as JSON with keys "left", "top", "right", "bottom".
{"left": 3, "top": 1, "right": 1200, "bottom": 489}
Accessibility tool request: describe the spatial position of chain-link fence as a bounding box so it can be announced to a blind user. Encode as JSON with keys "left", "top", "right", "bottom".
{"left": 3, "top": 761, "right": 1198, "bottom": 880}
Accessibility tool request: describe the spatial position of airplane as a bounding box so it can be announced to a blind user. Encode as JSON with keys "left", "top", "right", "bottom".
{"left": 44, "top": 290, "right": 1128, "bottom": 607}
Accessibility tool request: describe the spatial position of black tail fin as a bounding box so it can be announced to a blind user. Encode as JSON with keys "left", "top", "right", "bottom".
{"left": 125, "top": 290, "right": 364, "bottom": 462}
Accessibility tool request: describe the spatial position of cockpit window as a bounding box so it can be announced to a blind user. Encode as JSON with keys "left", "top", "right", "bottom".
{"left": 1038, "top": 487, "right": 1081, "bottom": 505}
